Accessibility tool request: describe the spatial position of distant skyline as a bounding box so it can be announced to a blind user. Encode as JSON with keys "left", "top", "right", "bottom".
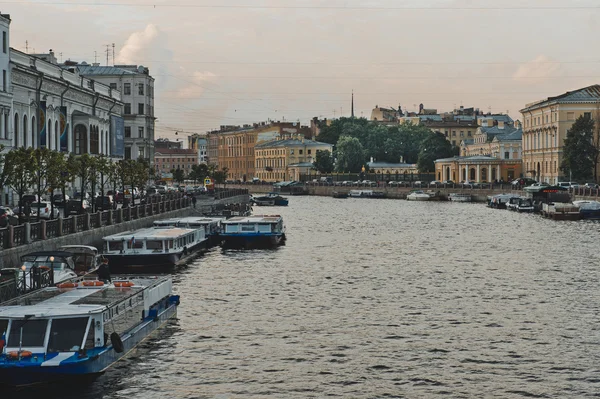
{"left": 5, "top": 0, "right": 600, "bottom": 142}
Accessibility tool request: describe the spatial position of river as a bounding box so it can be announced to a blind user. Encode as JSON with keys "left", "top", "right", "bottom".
{"left": 14, "top": 196, "right": 600, "bottom": 398}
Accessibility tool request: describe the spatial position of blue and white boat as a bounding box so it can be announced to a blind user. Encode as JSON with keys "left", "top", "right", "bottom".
{"left": 102, "top": 226, "right": 208, "bottom": 272}
{"left": 573, "top": 200, "right": 600, "bottom": 219}
{"left": 221, "top": 215, "right": 286, "bottom": 249}
{"left": 0, "top": 275, "right": 179, "bottom": 388}
{"left": 154, "top": 216, "right": 225, "bottom": 247}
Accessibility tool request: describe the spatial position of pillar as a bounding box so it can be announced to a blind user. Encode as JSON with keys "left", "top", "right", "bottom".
{"left": 488, "top": 165, "right": 492, "bottom": 182}
{"left": 476, "top": 165, "right": 481, "bottom": 182}
{"left": 25, "top": 222, "right": 31, "bottom": 244}
{"left": 40, "top": 220, "right": 47, "bottom": 240}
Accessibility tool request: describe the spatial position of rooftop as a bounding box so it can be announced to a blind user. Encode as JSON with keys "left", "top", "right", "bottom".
{"left": 255, "top": 137, "right": 332, "bottom": 149}
{"left": 521, "top": 84, "right": 600, "bottom": 112}
{"left": 154, "top": 148, "right": 197, "bottom": 155}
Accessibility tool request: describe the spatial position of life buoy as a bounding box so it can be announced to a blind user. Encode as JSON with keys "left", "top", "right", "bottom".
{"left": 83, "top": 281, "right": 105, "bottom": 287}
{"left": 57, "top": 282, "right": 78, "bottom": 289}
{"left": 114, "top": 281, "right": 134, "bottom": 288}
{"left": 7, "top": 350, "right": 32, "bottom": 359}
{"left": 110, "top": 332, "right": 124, "bottom": 353}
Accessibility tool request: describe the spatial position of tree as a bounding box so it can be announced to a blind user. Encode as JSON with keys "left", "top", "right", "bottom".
{"left": 212, "top": 167, "right": 229, "bottom": 187}
{"left": 335, "top": 136, "right": 365, "bottom": 173}
{"left": 313, "top": 150, "right": 335, "bottom": 173}
{"left": 0, "top": 144, "right": 6, "bottom": 205}
{"left": 132, "top": 158, "right": 151, "bottom": 204}
{"left": 96, "top": 155, "right": 113, "bottom": 209}
{"left": 172, "top": 168, "right": 185, "bottom": 184}
{"left": 417, "top": 132, "right": 454, "bottom": 173}
{"left": 73, "top": 154, "right": 96, "bottom": 213}
{"left": 4, "top": 147, "right": 36, "bottom": 222}
{"left": 32, "top": 148, "right": 54, "bottom": 220}
{"left": 189, "top": 164, "right": 209, "bottom": 184}
{"left": 46, "top": 150, "right": 68, "bottom": 219}
{"left": 561, "top": 114, "right": 597, "bottom": 181}
{"left": 592, "top": 104, "right": 600, "bottom": 181}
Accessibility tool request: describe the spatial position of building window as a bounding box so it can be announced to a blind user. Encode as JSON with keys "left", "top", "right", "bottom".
{"left": 124, "top": 83, "right": 131, "bottom": 95}
{"left": 452, "top": 131, "right": 456, "bottom": 137}
{"left": 109, "top": 83, "right": 117, "bottom": 90}
{"left": 460, "top": 131, "right": 464, "bottom": 137}
{"left": 504, "top": 151, "right": 509, "bottom": 160}
{"left": 585, "top": 112, "right": 591, "bottom": 119}
{"left": 467, "top": 131, "right": 472, "bottom": 137}
{"left": 299, "top": 149, "right": 303, "bottom": 155}
{"left": 138, "top": 84, "right": 144, "bottom": 95}
{"left": 139, "top": 147, "right": 145, "bottom": 158}
{"left": 452, "top": 140, "right": 456, "bottom": 146}
{"left": 125, "top": 126, "right": 131, "bottom": 138}
{"left": 308, "top": 149, "right": 312, "bottom": 154}
{"left": 138, "top": 127, "right": 144, "bottom": 138}
{"left": 138, "top": 103, "right": 144, "bottom": 115}
{"left": 124, "top": 103, "right": 131, "bottom": 114}
{"left": 290, "top": 149, "right": 294, "bottom": 155}
{"left": 545, "top": 115, "right": 548, "bottom": 123}
{"left": 124, "top": 147, "right": 131, "bottom": 159}
{"left": 90, "top": 126, "right": 99, "bottom": 154}
{"left": 74, "top": 124, "right": 87, "bottom": 155}
{"left": 2, "top": 70, "right": 5, "bottom": 92}
{"left": 2, "top": 31, "right": 5, "bottom": 54}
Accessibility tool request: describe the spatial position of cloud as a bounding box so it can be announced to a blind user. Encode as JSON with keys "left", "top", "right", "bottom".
{"left": 116, "top": 24, "right": 173, "bottom": 89}
{"left": 170, "top": 71, "right": 219, "bottom": 99}
{"left": 513, "top": 55, "right": 563, "bottom": 85}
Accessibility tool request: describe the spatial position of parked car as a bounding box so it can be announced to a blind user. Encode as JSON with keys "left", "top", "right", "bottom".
{"left": 95, "top": 195, "right": 116, "bottom": 211}
{"left": 52, "top": 193, "right": 70, "bottom": 207}
{"left": 442, "top": 180, "right": 455, "bottom": 185}
{"left": 526, "top": 182, "right": 550, "bottom": 189}
{"left": 430, "top": 180, "right": 442, "bottom": 187}
{"left": 0, "top": 207, "right": 18, "bottom": 227}
{"left": 30, "top": 202, "right": 60, "bottom": 220}
{"left": 512, "top": 178, "right": 537, "bottom": 187}
{"left": 12, "top": 205, "right": 37, "bottom": 219}
{"left": 21, "top": 194, "right": 40, "bottom": 204}
{"left": 66, "top": 199, "right": 91, "bottom": 215}
{"left": 584, "top": 183, "right": 600, "bottom": 189}
{"left": 413, "top": 181, "right": 424, "bottom": 187}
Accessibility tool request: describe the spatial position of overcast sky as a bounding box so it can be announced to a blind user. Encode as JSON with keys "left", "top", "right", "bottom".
{"left": 5, "top": 0, "right": 600, "bottom": 142}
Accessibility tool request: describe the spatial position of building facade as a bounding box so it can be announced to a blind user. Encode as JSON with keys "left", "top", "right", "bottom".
{"left": 154, "top": 148, "right": 198, "bottom": 177}
{"left": 254, "top": 135, "right": 333, "bottom": 182}
{"left": 208, "top": 122, "right": 304, "bottom": 181}
{"left": 0, "top": 14, "right": 11, "bottom": 151}
{"left": 188, "top": 133, "right": 207, "bottom": 163}
{"left": 435, "top": 155, "right": 522, "bottom": 183}
{"left": 460, "top": 124, "right": 523, "bottom": 159}
{"left": 521, "top": 84, "right": 600, "bottom": 184}
{"left": 71, "top": 63, "right": 155, "bottom": 162}
{"left": 155, "top": 138, "right": 182, "bottom": 150}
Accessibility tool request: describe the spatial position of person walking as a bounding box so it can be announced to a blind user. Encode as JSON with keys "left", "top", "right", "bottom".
{"left": 192, "top": 195, "right": 197, "bottom": 208}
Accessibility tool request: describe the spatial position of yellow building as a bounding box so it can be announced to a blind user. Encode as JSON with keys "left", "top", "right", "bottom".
{"left": 460, "top": 124, "right": 522, "bottom": 159}
{"left": 366, "top": 161, "right": 419, "bottom": 176}
{"left": 520, "top": 84, "right": 600, "bottom": 184}
{"left": 255, "top": 135, "right": 333, "bottom": 182}
{"left": 370, "top": 105, "right": 398, "bottom": 122}
{"left": 435, "top": 155, "right": 522, "bottom": 183}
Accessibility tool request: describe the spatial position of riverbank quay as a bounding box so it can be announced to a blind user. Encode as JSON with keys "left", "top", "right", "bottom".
{"left": 0, "top": 190, "right": 251, "bottom": 269}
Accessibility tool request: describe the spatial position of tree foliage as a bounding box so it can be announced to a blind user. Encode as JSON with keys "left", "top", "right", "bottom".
{"left": 189, "top": 164, "right": 209, "bottom": 183}
{"left": 212, "top": 167, "right": 229, "bottom": 186}
{"left": 416, "top": 132, "right": 455, "bottom": 173}
{"left": 561, "top": 114, "right": 597, "bottom": 181}
{"left": 313, "top": 150, "right": 335, "bottom": 173}
{"left": 335, "top": 136, "right": 365, "bottom": 173}
{"left": 4, "top": 147, "right": 36, "bottom": 217}
{"left": 172, "top": 168, "right": 185, "bottom": 184}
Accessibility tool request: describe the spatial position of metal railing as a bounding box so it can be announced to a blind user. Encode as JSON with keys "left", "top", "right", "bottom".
{"left": 62, "top": 216, "right": 75, "bottom": 235}
{"left": 13, "top": 225, "right": 25, "bottom": 246}
{"left": 46, "top": 219, "right": 59, "bottom": 238}
{"left": 30, "top": 222, "right": 41, "bottom": 241}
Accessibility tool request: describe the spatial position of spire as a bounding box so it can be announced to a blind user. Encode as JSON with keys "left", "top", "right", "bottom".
{"left": 351, "top": 90, "right": 355, "bottom": 118}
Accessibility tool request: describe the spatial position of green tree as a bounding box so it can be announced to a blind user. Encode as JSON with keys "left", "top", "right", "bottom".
{"left": 73, "top": 154, "right": 96, "bottom": 213}
{"left": 0, "top": 144, "right": 6, "bottom": 205}
{"left": 417, "top": 132, "right": 454, "bottom": 173}
{"left": 313, "top": 150, "right": 335, "bottom": 173}
{"left": 96, "top": 155, "right": 113, "bottom": 208}
{"left": 4, "top": 147, "right": 36, "bottom": 222}
{"left": 561, "top": 114, "right": 597, "bottom": 181}
{"left": 189, "top": 164, "right": 209, "bottom": 184}
{"left": 46, "top": 150, "right": 68, "bottom": 219}
{"left": 132, "top": 158, "right": 151, "bottom": 204}
{"left": 212, "top": 166, "right": 229, "bottom": 187}
{"left": 335, "top": 136, "right": 365, "bottom": 173}
{"left": 172, "top": 168, "right": 185, "bottom": 184}
{"left": 32, "top": 148, "right": 54, "bottom": 219}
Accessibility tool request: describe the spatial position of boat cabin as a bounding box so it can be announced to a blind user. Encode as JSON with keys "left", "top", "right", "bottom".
{"left": 21, "top": 251, "right": 76, "bottom": 275}
{"left": 58, "top": 245, "right": 100, "bottom": 275}
{"left": 222, "top": 215, "right": 284, "bottom": 235}
{"left": 103, "top": 227, "right": 204, "bottom": 255}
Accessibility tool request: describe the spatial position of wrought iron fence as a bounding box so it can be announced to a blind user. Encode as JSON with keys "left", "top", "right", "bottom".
{"left": 62, "top": 216, "right": 74, "bottom": 235}
{"left": 101, "top": 210, "right": 109, "bottom": 225}
{"left": 0, "top": 227, "right": 8, "bottom": 249}
{"left": 46, "top": 219, "right": 59, "bottom": 238}
{"left": 75, "top": 214, "right": 85, "bottom": 231}
{"left": 30, "top": 221, "right": 41, "bottom": 241}
{"left": 13, "top": 225, "right": 25, "bottom": 246}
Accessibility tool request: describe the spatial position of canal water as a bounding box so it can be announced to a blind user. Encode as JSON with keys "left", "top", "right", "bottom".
{"left": 20, "top": 197, "right": 600, "bottom": 398}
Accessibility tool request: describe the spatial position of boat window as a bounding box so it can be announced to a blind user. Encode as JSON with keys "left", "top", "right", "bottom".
{"left": 0, "top": 319, "right": 8, "bottom": 337}
{"left": 109, "top": 241, "right": 123, "bottom": 251}
{"left": 7, "top": 319, "right": 48, "bottom": 347}
{"left": 47, "top": 317, "right": 89, "bottom": 352}
{"left": 257, "top": 224, "right": 271, "bottom": 233}
{"left": 146, "top": 240, "right": 163, "bottom": 250}
{"left": 225, "top": 224, "right": 239, "bottom": 233}
{"left": 241, "top": 224, "right": 255, "bottom": 232}
{"left": 132, "top": 240, "right": 144, "bottom": 249}
{"left": 168, "top": 240, "right": 173, "bottom": 249}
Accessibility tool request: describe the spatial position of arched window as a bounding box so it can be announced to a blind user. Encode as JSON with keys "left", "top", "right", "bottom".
{"left": 481, "top": 168, "right": 488, "bottom": 182}
{"left": 23, "top": 115, "right": 28, "bottom": 147}
{"left": 31, "top": 115, "right": 36, "bottom": 148}
{"left": 90, "top": 125, "right": 99, "bottom": 154}
{"left": 470, "top": 168, "right": 476, "bottom": 181}
{"left": 74, "top": 124, "right": 87, "bottom": 155}
{"left": 47, "top": 119, "right": 52, "bottom": 150}
{"left": 55, "top": 120, "right": 60, "bottom": 150}
{"left": 14, "top": 113, "right": 19, "bottom": 147}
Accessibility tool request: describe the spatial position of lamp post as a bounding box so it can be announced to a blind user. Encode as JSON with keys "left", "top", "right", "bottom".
{"left": 21, "top": 265, "right": 26, "bottom": 293}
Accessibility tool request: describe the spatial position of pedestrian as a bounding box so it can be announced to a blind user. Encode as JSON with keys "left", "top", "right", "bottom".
{"left": 192, "top": 195, "right": 197, "bottom": 208}
{"left": 98, "top": 257, "right": 111, "bottom": 283}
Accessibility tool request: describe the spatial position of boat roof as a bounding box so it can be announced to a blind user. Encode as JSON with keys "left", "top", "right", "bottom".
{"left": 103, "top": 227, "right": 197, "bottom": 241}
{"left": 0, "top": 276, "right": 168, "bottom": 318}
{"left": 59, "top": 245, "right": 98, "bottom": 253}
{"left": 223, "top": 215, "right": 283, "bottom": 224}
{"left": 22, "top": 251, "right": 73, "bottom": 259}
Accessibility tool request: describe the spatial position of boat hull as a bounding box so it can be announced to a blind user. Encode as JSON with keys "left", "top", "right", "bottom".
{"left": 221, "top": 233, "right": 285, "bottom": 249}
{"left": 0, "top": 302, "right": 178, "bottom": 388}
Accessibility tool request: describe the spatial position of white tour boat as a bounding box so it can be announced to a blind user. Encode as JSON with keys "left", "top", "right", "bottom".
{"left": 221, "top": 215, "right": 286, "bottom": 249}
{"left": 154, "top": 216, "right": 225, "bottom": 247}
{"left": 102, "top": 226, "right": 208, "bottom": 271}
{"left": 406, "top": 190, "right": 431, "bottom": 201}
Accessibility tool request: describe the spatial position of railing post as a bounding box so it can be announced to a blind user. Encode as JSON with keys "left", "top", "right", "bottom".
{"left": 116, "top": 208, "right": 123, "bottom": 224}
{"left": 148, "top": 203, "right": 153, "bottom": 216}
{"left": 72, "top": 215, "right": 77, "bottom": 233}
{"left": 40, "top": 220, "right": 47, "bottom": 240}
{"left": 7, "top": 224, "right": 14, "bottom": 248}
{"left": 84, "top": 213, "right": 90, "bottom": 231}
{"left": 107, "top": 209, "right": 113, "bottom": 225}
{"left": 134, "top": 206, "right": 139, "bottom": 219}
{"left": 25, "top": 222, "right": 31, "bottom": 244}
{"left": 57, "top": 217, "right": 63, "bottom": 236}
{"left": 96, "top": 212, "right": 102, "bottom": 227}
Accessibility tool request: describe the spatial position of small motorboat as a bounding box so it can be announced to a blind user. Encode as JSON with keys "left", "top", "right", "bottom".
{"left": 406, "top": 190, "right": 431, "bottom": 201}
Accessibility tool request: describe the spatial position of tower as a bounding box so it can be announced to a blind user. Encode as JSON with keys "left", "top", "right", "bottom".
{"left": 351, "top": 90, "right": 355, "bottom": 118}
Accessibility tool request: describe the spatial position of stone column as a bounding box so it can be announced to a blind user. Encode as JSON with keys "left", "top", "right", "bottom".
{"left": 25, "top": 222, "right": 31, "bottom": 244}
{"left": 72, "top": 215, "right": 77, "bottom": 232}
{"left": 84, "top": 213, "right": 90, "bottom": 231}
{"left": 476, "top": 165, "right": 481, "bottom": 182}
{"left": 488, "top": 166, "right": 492, "bottom": 182}
{"left": 40, "top": 220, "right": 47, "bottom": 240}
{"left": 57, "top": 217, "right": 63, "bottom": 237}
{"left": 116, "top": 208, "right": 123, "bottom": 224}
{"left": 107, "top": 209, "right": 113, "bottom": 225}
{"left": 8, "top": 224, "right": 14, "bottom": 248}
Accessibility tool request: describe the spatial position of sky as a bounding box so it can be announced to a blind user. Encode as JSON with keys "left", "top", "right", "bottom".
{"left": 4, "top": 0, "right": 600, "bottom": 144}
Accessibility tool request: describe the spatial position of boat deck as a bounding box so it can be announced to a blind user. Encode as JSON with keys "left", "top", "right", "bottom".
{"left": 223, "top": 215, "right": 282, "bottom": 224}
{"left": 103, "top": 227, "right": 197, "bottom": 241}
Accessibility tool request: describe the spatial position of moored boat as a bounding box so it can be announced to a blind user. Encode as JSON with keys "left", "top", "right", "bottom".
{"left": 516, "top": 198, "right": 535, "bottom": 212}
{"left": 154, "top": 216, "right": 225, "bottom": 247}
{"left": 58, "top": 245, "right": 101, "bottom": 275}
{"left": 573, "top": 200, "right": 600, "bottom": 219}
{"left": 448, "top": 193, "right": 472, "bottom": 202}
{"left": 541, "top": 202, "right": 582, "bottom": 220}
{"left": 19, "top": 251, "right": 79, "bottom": 288}
{"left": 0, "top": 275, "right": 179, "bottom": 388}
{"left": 221, "top": 215, "right": 286, "bottom": 249}
{"left": 252, "top": 193, "right": 289, "bottom": 206}
{"left": 488, "top": 194, "right": 514, "bottom": 209}
{"left": 102, "top": 226, "right": 208, "bottom": 272}
{"left": 406, "top": 190, "right": 431, "bottom": 201}
{"left": 332, "top": 191, "right": 348, "bottom": 199}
